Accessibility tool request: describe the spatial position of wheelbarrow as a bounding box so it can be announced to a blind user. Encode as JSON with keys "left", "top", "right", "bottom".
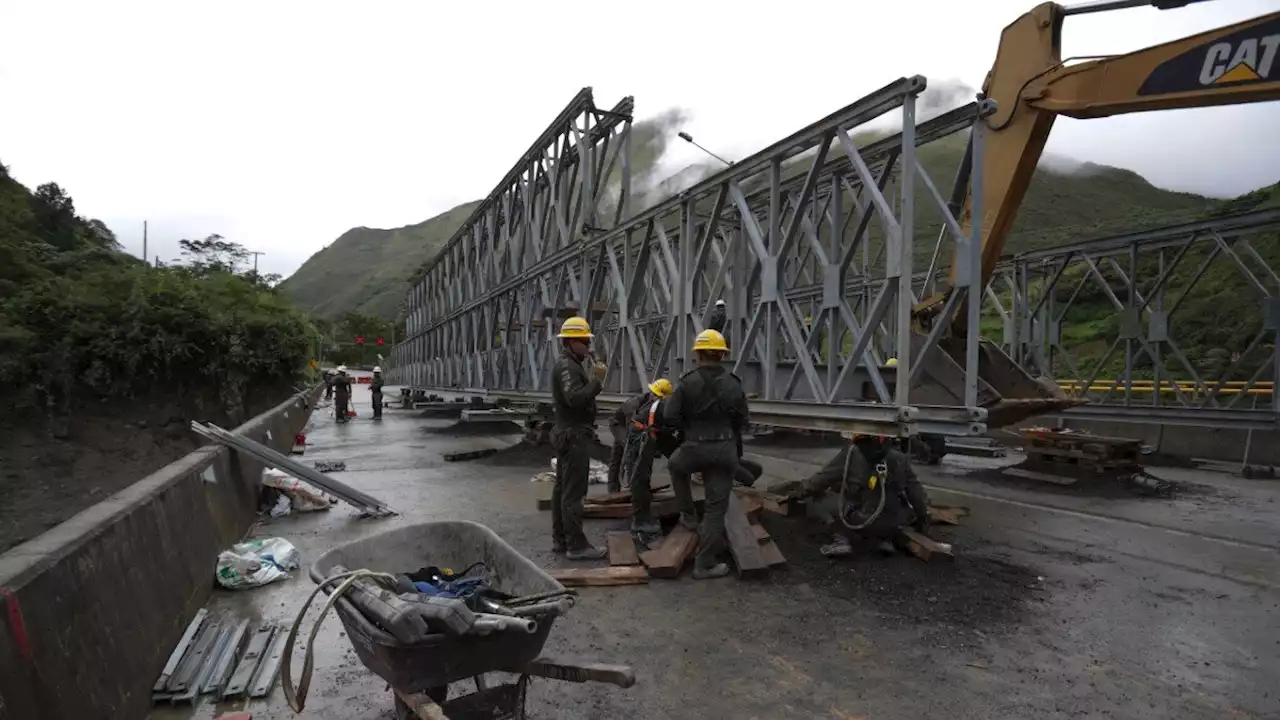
{"left": 309, "top": 521, "right": 635, "bottom": 719}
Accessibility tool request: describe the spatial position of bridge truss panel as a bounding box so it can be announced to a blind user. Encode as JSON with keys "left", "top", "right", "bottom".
{"left": 393, "top": 77, "right": 998, "bottom": 437}
{"left": 397, "top": 87, "right": 636, "bottom": 387}
{"left": 985, "top": 208, "right": 1280, "bottom": 429}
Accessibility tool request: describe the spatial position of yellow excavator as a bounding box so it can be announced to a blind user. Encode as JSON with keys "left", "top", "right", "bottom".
{"left": 911, "top": 0, "right": 1280, "bottom": 428}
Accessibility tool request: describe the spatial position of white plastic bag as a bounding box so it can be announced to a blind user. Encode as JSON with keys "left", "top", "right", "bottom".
{"left": 215, "top": 537, "right": 300, "bottom": 590}
{"left": 269, "top": 494, "right": 292, "bottom": 518}
{"left": 548, "top": 458, "right": 610, "bottom": 484}
{"left": 262, "top": 468, "right": 335, "bottom": 512}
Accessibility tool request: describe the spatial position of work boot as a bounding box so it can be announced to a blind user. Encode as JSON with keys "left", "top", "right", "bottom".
{"left": 552, "top": 539, "right": 567, "bottom": 554}
{"left": 565, "top": 546, "right": 607, "bottom": 561}
{"left": 692, "top": 562, "right": 730, "bottom": 580}
{"left": 679, "top": 513, "right": 699, "bottom": 531}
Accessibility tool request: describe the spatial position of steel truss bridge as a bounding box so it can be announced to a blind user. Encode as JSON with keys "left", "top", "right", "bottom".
{"left": 389, "top": 79, "right": 1280, "bottom": 436}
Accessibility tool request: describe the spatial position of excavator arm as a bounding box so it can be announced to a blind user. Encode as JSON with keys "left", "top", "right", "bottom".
{"left": 932, "top": 1, "right": 1280, "bottom": 313}
{"left": 908, "top": 1, "right": 1280, "bottom": 427}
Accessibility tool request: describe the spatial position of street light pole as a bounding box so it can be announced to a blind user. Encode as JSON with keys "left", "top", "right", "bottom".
{"left": 677, "top": 132, "right": 733, "bottom": 167}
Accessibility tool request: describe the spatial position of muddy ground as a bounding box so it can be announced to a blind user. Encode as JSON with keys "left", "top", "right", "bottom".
{"left": 0, "top": 390, "right": 293, "bottom": 553}
{"left": 152, "top": 386, "right": 1280, "bottom": 720}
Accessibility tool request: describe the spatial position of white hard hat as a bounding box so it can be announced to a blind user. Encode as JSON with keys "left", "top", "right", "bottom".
{"left": 337, "top": 365, "right": 348, "bottom": 373}
{"left": 373, "top": 366, "right": 382, "bottom": 373}
{"left": 715, "top": 299, "right": 726, "bottom": 307}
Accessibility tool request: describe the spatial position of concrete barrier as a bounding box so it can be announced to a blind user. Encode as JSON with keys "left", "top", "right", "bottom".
{"left": 0, "top": 385, "right": 324, "bottom": 720}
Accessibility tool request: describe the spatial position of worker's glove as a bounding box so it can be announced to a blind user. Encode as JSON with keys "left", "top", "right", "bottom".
{"left": 590, "top": 359, "right": 607, "bottom": 381}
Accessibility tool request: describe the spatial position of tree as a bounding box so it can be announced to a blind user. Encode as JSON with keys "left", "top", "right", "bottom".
{"left": 175, "top": 234, "right": 249, "bottom": 276}
{"left": 31, "top": 183, "right": 80, "bottom": 250}
{"left": 84, "top": 218, "right": 120, "bottom": 250}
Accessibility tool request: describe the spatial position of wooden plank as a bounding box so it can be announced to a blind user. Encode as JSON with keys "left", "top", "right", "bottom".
{"left": 581, "top": 504, "right": 634, "bottom": 519}
{"left": 548, "top": 566, "right": 649, "bottom": 586}
{"left": 731, "top": 485, "right": 799, "bottom": 517}
{"left": 898, "top": 528, "right": 954, "bottom": 563}
{"left": 927, "top": 505, "right": 969, "bottom": 526}
{"left": 725, "top": 493, "right": 769, "bottom": 578}
{"left": 759, "top": 539, "right": 786, "bottom": 567}
{"left": 394, "top": 687, "right": 448, "bottom": 720}
{"left": 442, "top": 448, "right": 498, "bottom": 462}
{"left": 582, "top": 492, "right": 678, "bottom": 519}
{"left": 737, "top": 495, "right": 764, "bottom": 519}
{"left": 590, "top": 483, "right": 672, "bottom": 505}
{"left": 638, "top": 524, "right": 699, "bottom": 579}
{"left": 751, "top": 523, "right": 770, "bottom": 542}
{"left": 607, "top": 531, "right": 641, "bottom": 566}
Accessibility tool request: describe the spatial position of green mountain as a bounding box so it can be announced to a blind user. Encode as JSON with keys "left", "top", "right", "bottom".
{"left": 279, "top": 200, "right": 481, "bottom": 321}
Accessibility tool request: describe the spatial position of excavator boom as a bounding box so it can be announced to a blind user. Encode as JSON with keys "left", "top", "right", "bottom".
{"left": 909, "top": 2, "right": 1280, "bottom": 428}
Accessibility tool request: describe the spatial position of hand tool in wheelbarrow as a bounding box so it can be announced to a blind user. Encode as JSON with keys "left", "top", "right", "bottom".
{"left": 289, "top": 521, "right": 635, "bottom": 716}
{"left": 281, "top": 566, "right": 542, "bottom": 712}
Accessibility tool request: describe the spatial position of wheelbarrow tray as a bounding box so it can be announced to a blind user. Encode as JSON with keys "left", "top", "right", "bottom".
{"left": 310, "top": 521, "right": 565, "bottom": 693}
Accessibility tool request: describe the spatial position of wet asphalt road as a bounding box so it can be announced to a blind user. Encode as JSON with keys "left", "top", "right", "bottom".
{"left": 152, "top": 384, "right": 1280, "bottom": 720}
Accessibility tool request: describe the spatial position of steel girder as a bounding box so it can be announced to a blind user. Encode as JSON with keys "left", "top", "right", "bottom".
{"left": 393, "top": 77, "right": 995, "bottom": 437}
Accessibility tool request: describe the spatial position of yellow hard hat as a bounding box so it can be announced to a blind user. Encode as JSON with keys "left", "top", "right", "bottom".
{"left": 557, "top": 316, "right": 594, "bottom": 339}
{"left": 692, "top": 329, "right": 729, "bottom": 353}
{"left": 648, "top": 378, "right": 673, "bottom": 397}
{"left": 885, "top": 357, "right": 898, "bottom": 367}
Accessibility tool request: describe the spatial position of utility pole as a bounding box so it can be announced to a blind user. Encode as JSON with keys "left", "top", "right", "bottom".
{"left": 247, "top": 250, "right": 265, "bottom": 274}
{"left": 142, "top": 220, "right": 148, "bottom": 264}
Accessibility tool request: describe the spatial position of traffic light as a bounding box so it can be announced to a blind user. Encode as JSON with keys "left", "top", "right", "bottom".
{"left": 376, "top": 337, "right": 384, "bottom": 347}
{"left": 355, "top": 336, "right": 365, "bottom": 346}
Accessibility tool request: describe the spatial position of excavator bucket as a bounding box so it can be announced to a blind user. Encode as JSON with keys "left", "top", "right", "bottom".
{"left": 906, "top": 334, "right": 1088, "bottom": 429}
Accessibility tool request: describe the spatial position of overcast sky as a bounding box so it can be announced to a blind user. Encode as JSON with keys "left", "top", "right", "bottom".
{"left": 2, "top": 0, "right": 1277, "bottom": 277}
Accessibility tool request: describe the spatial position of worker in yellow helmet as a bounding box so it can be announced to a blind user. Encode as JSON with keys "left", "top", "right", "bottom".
{"left": 662, "top": 328, "right": 749, "bottom": 579}
{"left": 775, "top": 432, "right": 930, "bottom": 558}
{"left": 607, "top": 378, "right": 674, "bottom": 547}
{"left": 550, "top": 316, "right": 608, "bottom": 560}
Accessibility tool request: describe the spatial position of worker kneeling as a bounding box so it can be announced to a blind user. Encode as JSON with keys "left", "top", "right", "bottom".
{"left": 781, "top": 433, "right": 930, "bottom": 558}
{"left": 664, "top": 329, "right": 749, "bottom": 580}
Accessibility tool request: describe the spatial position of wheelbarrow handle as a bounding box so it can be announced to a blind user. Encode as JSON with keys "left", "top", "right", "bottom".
{"left": 520, "top": 657, "right": 636, "bottom": 689}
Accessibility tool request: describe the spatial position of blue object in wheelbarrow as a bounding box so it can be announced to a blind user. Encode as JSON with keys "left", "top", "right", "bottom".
{"left": 310, "top": 521, "right": 569, "bottom": 693}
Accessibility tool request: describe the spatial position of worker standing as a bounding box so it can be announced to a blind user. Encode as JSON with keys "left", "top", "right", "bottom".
{"left": 332, "top": 366, "right": 352, "bottom": 424}
{"left": 664, "top": 329, "right": 748, "bottom": 579}
{"left": 606, "top": 378, "right": 672, "bottom": 493}
{"left": 776, "top": 433, "right": 930, "bottom": 557}
{"left": 323, "top": 369, "right": 335, "bottom": 401}
{"left": 371, "top": 366, "right": 384, "bottom": 420}
{"left": 550, "top": 317, "right": 608, "bottom": 560}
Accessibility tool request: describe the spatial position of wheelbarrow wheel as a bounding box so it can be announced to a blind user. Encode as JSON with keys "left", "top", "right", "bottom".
{"left": 393, "top": 685, "right": 448, "bottom": 719}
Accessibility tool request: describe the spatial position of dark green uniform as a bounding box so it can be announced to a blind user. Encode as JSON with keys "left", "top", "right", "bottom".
{"left": 801, "top": 443, "right": 928, "bottom": 541}
{"left": 371, "top": 373, "right": 384, "bottom": 419}
{"left": 333, "top": 374, "right": 351, "bottom": 423}
{"left": 550, "top": 348, "right": 603, "bottom": 552}
{"left": 607, "top": 392, "right": 651, "bottom": 493}
{"left": 663, "top": 364, "right": 749, "bottom": 571}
